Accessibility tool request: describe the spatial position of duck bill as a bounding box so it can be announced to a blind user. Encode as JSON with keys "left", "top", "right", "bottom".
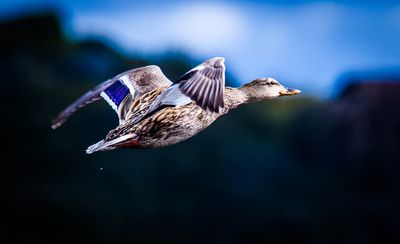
{"left": 279, "top": 88, "right": 301, "bottom": 96}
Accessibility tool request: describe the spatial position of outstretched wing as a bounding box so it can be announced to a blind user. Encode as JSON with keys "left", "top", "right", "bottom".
{"left": 178, "top": 57, "right": 225, "bottom": 112}
{"left": 51, "top": 65, "right": 172, "bottom": 129}
{"left": 145, "top": 57, "right": 226, "bottom": 117}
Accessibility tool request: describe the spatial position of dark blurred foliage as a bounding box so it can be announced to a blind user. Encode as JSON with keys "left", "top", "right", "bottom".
{"left": 6, "top": 14, "right": 400, "bottom": 243}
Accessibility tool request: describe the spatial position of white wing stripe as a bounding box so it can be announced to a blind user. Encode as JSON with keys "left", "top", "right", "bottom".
{"left": 120, "top": 75, "right": 136, "bottom": 96}
{"left": 100, "top": 91, "right": 118, "bottom": 112}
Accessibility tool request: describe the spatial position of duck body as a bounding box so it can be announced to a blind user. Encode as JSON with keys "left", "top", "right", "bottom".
{"left": 101, "top": 87, "right": 244, "bottom": 150}
{"left": 114, "top": 101, "right": 219, "bottom": 149}
{"left": 52, "top": 57, "right": 300, "bottom": 153}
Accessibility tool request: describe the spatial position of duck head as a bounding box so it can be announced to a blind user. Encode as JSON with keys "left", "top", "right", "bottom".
{"left": 239, "top": 78, "right": 301, "bottom": 102}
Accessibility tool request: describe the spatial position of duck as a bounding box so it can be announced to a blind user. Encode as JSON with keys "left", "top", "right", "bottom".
{"left": 51, "top": 57, "right": 301, "bottom": 153}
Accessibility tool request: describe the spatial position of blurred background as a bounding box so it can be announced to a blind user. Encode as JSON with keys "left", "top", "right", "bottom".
{"left": 6, "top": 0, "right": 400, "bottom": 243}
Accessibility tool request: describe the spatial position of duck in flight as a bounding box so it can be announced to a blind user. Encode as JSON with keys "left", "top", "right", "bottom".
{"left": 51, "top": 57, "right": 301, "bottom": 153}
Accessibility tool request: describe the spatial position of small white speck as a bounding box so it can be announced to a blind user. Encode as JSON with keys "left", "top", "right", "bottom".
{"left": 100, "top": 168, "right": 103, "bottom": 171}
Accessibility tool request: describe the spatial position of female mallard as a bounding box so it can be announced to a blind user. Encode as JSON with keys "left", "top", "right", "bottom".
{"left": 51, "top": 57, "right": 300, "bottom": 153}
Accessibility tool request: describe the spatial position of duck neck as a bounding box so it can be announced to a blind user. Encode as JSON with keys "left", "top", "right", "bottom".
{"left": 222, "top": 87, "right": 250, "bottom": 113}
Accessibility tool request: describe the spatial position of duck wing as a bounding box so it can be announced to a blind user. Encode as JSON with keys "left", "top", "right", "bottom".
{"left": 178, "top": 57, "right": 225, "bottom": 112}
{"left": 51, "top": 65, "right": 172, "bottom": 129}
{"left": 146, "top": 57, "right": 226, "bottom": 116}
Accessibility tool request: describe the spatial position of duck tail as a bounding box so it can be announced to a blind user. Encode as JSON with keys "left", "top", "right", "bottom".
{"left": 86, "top": 140, "right": 110, "bottom": 154}
{"left": 86, "top": 134, "right": 135, "bottom": 154}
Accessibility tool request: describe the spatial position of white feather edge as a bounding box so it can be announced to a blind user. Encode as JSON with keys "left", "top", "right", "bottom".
{"left": 100, "top": 91, "right": 118, "bottom": 112}
{"left": 120, "top": 75, "right": 136, "bottom": 96}
{"left": 86, "top": 134, "right": 135, "bottom": 154}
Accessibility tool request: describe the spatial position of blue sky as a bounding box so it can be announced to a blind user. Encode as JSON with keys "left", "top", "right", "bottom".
{"left": 2, "top": 0, "right": 400, "bottom": 97}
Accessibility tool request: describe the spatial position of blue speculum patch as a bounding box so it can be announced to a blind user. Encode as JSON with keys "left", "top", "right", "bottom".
{"left": 103, "top": 80, "right": 129, "bottom": 107}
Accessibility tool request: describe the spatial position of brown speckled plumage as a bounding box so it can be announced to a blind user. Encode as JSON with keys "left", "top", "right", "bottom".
{"left": 103, "top": 87, "right": 249, "bottom": 148}
{"left": 52, "top": 57, "right": 301, "bottom": 153}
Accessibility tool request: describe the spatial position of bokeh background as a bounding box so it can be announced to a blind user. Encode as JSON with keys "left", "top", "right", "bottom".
{"left": 6, "top": 0, "right": 400, "bottom": 243}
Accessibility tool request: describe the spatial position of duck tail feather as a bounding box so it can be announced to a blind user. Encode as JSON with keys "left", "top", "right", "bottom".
{"left": 86, "top": 134, "right": 135, "bottom": 154}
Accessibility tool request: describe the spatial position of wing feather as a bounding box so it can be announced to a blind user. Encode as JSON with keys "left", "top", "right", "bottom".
{"left": 51, "top": 65, "right": 171, "bottom": 129}
{"left": 178, "top": 57, "right": 225, "bottom": 112}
